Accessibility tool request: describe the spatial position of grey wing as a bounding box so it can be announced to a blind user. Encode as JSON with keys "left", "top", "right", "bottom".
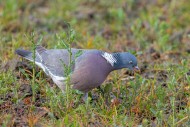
{"left": 40, "top": 48, "right": 100, "bottom": 77}
{"left": 36, "top": 46, "right": 81, "bottom": 77}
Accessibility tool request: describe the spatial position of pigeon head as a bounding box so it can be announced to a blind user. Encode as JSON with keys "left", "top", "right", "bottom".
{"left": 118, "top": 52, "right": 138, "bottom": 70}
{"left": 104, "top": 52, "right": 139, "bottom": 71}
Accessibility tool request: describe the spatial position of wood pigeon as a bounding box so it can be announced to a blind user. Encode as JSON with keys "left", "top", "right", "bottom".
{"left": 16, "top": 46, "right": 139, "bottom": 98}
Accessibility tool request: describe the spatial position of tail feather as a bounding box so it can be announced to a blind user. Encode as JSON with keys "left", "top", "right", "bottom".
{"left": 15, "top": 49, "right": 41, "bottom": 63}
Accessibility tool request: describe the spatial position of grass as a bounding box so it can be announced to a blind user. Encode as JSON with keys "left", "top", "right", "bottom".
{"left": 0, "top": 0, "right": 190, "bottom": 126}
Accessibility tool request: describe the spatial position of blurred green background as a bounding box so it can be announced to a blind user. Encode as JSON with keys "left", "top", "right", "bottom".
{"left": 0, "top": 0, "right": 190, "bottom": 126}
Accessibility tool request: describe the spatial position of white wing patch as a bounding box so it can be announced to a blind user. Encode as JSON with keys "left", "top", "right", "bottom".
{"left": 49, "top": 72, "right": 66, "bottom": 81}
{"left": 44, "top": 65, "right": 66, "bottom": 81}
{"left": 35, "top": 51, "right": 66, "bottom": 81}
{"left": 35, "top": 62, "right": 46, "bottom": 73}
{"left": 35, "top": 61, "right": 66, "bottom": 82}
{"left": 101, "top": 52, "right": 117, "bottom": 66}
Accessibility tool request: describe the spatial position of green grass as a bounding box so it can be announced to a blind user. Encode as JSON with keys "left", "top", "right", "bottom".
{"left": 0, "top": 0, "right": 190, "bottom": 126}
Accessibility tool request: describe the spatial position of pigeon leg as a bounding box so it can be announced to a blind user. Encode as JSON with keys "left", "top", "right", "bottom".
{"left": 82, "top": 92, "right": 88, "bottom": 102}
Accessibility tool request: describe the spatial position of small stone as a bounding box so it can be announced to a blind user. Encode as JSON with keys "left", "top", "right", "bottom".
{"left": 151, "top": 52, "right": 161, "bottom": 59}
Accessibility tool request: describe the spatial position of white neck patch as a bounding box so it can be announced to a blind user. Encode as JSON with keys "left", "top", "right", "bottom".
{"left": 101, "top": 52, "right": 117, "bottom": 66}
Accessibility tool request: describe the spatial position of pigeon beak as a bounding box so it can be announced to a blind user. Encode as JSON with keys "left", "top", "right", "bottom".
{"left": 133, "top": 66, "right": 140, "bottom": 72}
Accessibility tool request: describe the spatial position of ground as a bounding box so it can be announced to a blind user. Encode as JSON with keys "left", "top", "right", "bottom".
{"left": 0, "top": 0, "right": 190, "bottom": 126}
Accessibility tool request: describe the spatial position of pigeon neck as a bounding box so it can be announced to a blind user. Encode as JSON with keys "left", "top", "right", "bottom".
{"left": 111, "top": 53, "right": 125, "bottom": 70}
{"left": 101, "top": 52, "right": 124, "bottom": 71}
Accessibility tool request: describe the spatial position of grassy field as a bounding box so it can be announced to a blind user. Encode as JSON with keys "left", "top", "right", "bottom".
{"left": 0, "top": 0, "right": 190, "bottom": 126}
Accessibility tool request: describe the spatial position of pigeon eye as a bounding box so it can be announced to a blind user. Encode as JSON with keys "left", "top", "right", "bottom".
{"left": 129, "top": 61, "right": 133, "bottom": 64}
